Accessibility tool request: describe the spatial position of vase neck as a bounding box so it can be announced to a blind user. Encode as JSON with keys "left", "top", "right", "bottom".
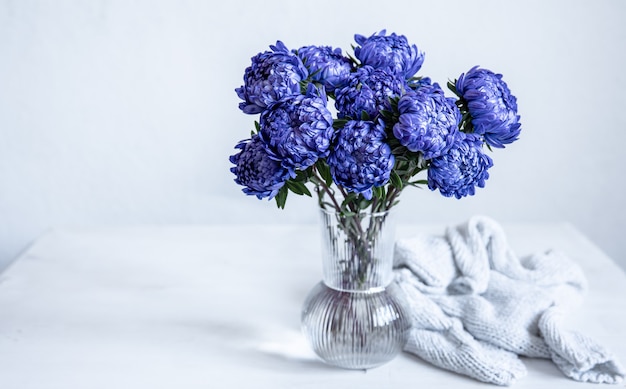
{"left": 319, "top": 208, "right": 396, "bottom": 292}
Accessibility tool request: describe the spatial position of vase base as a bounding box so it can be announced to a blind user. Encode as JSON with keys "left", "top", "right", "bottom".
{"left": 301, "top": 282, "right": 409, "bottom": 370}
{"left": 316, "top": 354, "right": 395, "bottom": 370}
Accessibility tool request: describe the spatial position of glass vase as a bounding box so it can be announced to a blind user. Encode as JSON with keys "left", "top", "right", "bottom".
{"left": 301, "top": 207, "right": 409, "bottom": 369}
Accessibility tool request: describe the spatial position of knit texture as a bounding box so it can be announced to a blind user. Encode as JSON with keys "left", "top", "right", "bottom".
{"left": 393, "top": 215, "right": 625, "bottom": 385}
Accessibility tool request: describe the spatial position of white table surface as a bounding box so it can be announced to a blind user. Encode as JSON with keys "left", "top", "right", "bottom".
{"left": 0, "top": 223, "right": 625, "bottom": 388}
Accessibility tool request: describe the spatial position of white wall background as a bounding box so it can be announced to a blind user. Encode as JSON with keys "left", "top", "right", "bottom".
{"left": 1, "top": 0, "right": 625, "bottom": 271}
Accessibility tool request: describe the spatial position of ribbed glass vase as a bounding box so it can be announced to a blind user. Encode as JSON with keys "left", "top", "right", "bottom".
{"left": 301, "top": 207, "right": 409, "bottom": 369}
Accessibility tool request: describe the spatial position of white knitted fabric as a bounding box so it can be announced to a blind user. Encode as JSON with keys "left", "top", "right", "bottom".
{"left": 393, "top": 215, "right": 625, "bottom": 385}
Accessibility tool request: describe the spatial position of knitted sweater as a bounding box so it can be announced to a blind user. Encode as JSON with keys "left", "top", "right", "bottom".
{"left": 393, "top": 216, "right": 624, "bottom": 385}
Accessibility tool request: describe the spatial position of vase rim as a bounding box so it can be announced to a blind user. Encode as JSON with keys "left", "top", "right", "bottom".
{"left": 318, "top": 205, "right": 392, "bottom": 218}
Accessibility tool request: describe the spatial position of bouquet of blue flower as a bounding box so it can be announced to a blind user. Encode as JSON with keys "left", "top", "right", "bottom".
{"left": 230, "top": 30, "right": 521, "bottom": 216}
{"left": 231, "top": 32, "right": 523, "bottom": 363}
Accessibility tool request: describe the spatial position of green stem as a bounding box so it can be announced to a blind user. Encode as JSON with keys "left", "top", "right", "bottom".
{"left": 312, "top": 167, "right": 342, "bottom": 212}
{"left": 337, "top": 185, "right": 359, "bottom": 214}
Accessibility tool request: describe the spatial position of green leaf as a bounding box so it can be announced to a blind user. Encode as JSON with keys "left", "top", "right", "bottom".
{"left": 333, "top": 118, "right": 349, "bottom": 130}
{"left": 391, "top": 146, "right": 409, "bottom": 156}
{"left": 341, "top": 193, "right": 359, "bottom": 211}
{"left": 346, "top": 48, "right": 358, "bottom": 64}
{"left": 275, "top": 186, "right": 288, "bottom": 209}
{"left": 388, "top": 96, "right": 399, "bottom": 112}
{"left": 286, "top": 180, "right": 312, "bottom": 197}
{"left": 316, "top": 160, "right": 333, "bottom": 187}
{"left": 406, "top": 179, "right": 428, "bottom": 188}
{"left": 390, "top": 171, "right": 403, "bottom": 190}
{"left": 299, "top": 80, "right": 310, "bottom": 94}
{"left": 379, "top": 109, "right": 392, "bottom": 120}
{"left": 447, "top": 79, "right": 460, "bottom": 97}
{"left": 321, "top": 201, "right": 336, "bottom": 209}
{"left": 359, "top": 196, "right": 372, "bottom": 210}
{"left": 406, "top": 180, "right": 427, "bottom": 189}
{"left": 295, "top": 169, "right": 311, "bottom": 182}
{"left": 372, "top": 185, "right": 385, "bottom": 200}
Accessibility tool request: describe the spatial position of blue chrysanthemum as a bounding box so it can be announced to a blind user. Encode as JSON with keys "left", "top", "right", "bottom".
{"left": 335, "top": 65, "right": 406, "bottom": 119}
{"left": 229, "top": 135, "right": 292, "bottom": 200}
{"left": 427, "top": 133, "right": 493, "bottom": 199}
{"left": 327, "top": 119, "right": 395, "bottom": 200}
{"left": 236, "top": 41, "right": 309, "bottom": 115}
{"left": 259, "top": 85, "right": 334, "bottom": 170}
{"left": 297, "top": 45, "right": 354, "bottom": 93}
{"left": 393, "top": 83, "right": 461, "bottom": 159}
{"left": 354, "top": 30, "right": 425, "bottom": 79}
{"left": 455, "top": 66, "right": 521, "bottom": 148}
